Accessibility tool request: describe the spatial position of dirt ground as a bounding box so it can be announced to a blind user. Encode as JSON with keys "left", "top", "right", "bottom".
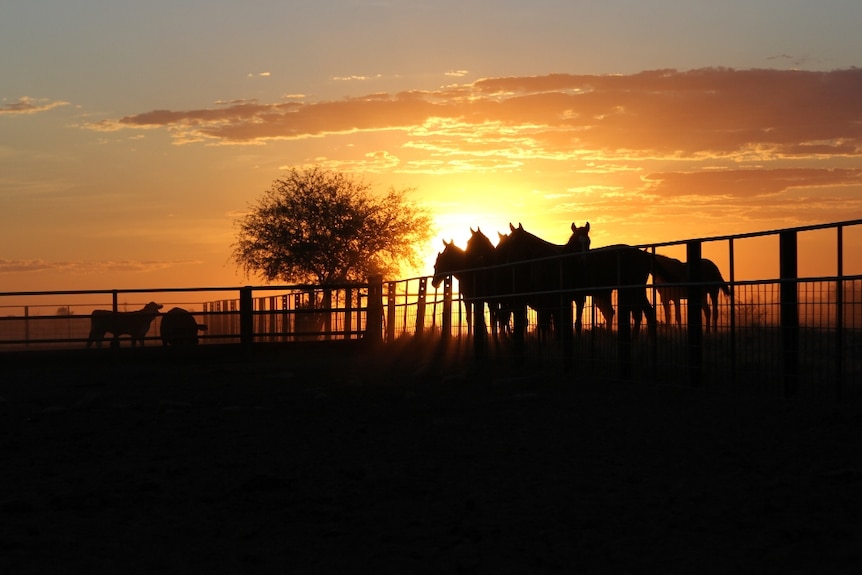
{"left": 2, "top": 343, "right": 861, "bottom": 573}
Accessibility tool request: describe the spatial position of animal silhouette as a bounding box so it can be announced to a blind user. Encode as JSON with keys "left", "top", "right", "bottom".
{"left": 493, "top": 222, "right": 573, "bottom": 341}
{"left": 652, "top": 254, "right": 730, "bottom": 332}
{"left": 160, "top": 307, "right": 208, "bottom": 346}
{"left": 432, "top": 235, "right": 488, "bottom": 337}
{"left": 464, "top": 227, "right": 509, "bottom": 336}
{"left": 86, "top": 301, "right": 163, "bottom": 347}
{"left": 564, "top": 222, "right": 656, "bottom": 337}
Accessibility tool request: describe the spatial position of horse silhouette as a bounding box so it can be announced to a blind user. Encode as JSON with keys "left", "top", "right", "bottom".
{"left": 652, "top": 254, "right": 730, "bottom": 332}
{"left": 465, "top": 227, "right": 509, "bottom": 336}
{"left": 562, "top": 222, "right": 617, "bottom": 333}
{"left": 563, "top": 222, "right": 656, "bottom": 337}
{"left": 432, "top": 233, "right": 492, "bottom": 337}
{"left": 493, "top": 222, "right": 573, "bottom": 341}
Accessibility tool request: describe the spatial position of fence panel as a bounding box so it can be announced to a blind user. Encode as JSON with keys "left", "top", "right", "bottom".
{"left": 2, "top": 220, "right": 861, "bottom": 399}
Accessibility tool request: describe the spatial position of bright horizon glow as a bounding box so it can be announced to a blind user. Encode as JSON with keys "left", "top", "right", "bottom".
{"left": 2, "top": 1, "right": 862, "bottom": 292}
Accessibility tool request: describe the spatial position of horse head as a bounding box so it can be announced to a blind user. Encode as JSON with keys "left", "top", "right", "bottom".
{"left": 432, "top": 238, "right": 465, "bottom": 288}
{"left": 567, "top": 221, "right": 591, "bottom": 253}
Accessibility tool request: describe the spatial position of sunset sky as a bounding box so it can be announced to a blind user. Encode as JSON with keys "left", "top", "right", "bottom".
{"left": 3, "top": 0, "right": 862, "bottom": 294}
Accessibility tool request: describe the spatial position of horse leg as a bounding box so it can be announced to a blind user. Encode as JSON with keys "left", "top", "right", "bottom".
{"left": 642, "top": 292, "right": 657, "bottom": 339}
{"left": 512, "top": 304, "right": 527, "bottom": 364}
{"left": 490, "top": 302, "right": 498, "bottom": 338}
{"left": 617, "top": 289, "right": 634, "bottom": 379}
{"left": 473, "top": 300, "right": 487, "bottom": 357}
{"left": 500, "top": 306, "right": 510, "bottom": 335}
{"left": 662, "top": 301, "right": 672, "bottom": 326}
{"left": 539, "top": 308, "right": 553, "bottom": 343}
{"left": 594, "top": 291, "right": 615, "bottom": 328}
{"left": 674, "top": 300, "right": 682, "bottom": 327}
{"left": 702, "top": 293, "right": 711, "bottom": 333}
{"left": 710, "top": 290, "right": 719, "bottom": 332}
{"left": 573, "top": 294, "right": 585, "bottom": 335}
{"left": 632, "top": 292, "right": 652, "bottom": 339}
{"left": 498, "top": 304, "right": 512, "bottom": 335}
{"left": 560, "top": 299, "right": 574, "bottom": 371}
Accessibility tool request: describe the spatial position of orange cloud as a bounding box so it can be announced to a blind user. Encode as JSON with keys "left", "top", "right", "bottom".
{"left": 642, "top": 168, "right": 862, "bottom": 198}
{"left": 0, "top": 97, "right": 70, "bottom": 115}
{"left": 95, "top": 68, "right": 862, "bottom": 161}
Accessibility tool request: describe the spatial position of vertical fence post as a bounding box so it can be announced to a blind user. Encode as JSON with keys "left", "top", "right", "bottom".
{"left": 687, "top": 241, "right": 703, "bottom": 386}
{"left": 560, "top": 254, "right": 573, "bottom": 372}
{"left": 616, "top": 249, "right": 633, "bottom": 380}
{"left": 442, "top": 276, "right": 453, "bottom": 342}
{"left": 23, "top": 306, "right": 30, "bottom": 348}
{"left": 728, "top": 238, "right": 737, "bottom": 381}
{"left": 473, "top": 297, "right": 487, "bottom": 359}
{"left": 323, "top": 288, "right": 333, "bottom": 341}
{"left": 111, "top": 290, "right": 120, "bottom": 349}
{"left": 239, "top": 286, "right": 254, "bottom": 351}
{"left": 281, "top": 295, "right": 291, "bottom": 341}
{"left": 649, "top": 246, "right": 659, "bottom": 381}
{"left": 780, "top": 231, "right": 799, "bottom": 398}
{"left": 414, "top": 278, "right": 427, "bottom": 338}
{"left": 836, "top": 225, "right": 844, "bottom": 400}
{"left": 386, "top": 281, "right": 397, "bottom": 343}
{"left": 293, "top": 293, "right": 302, "bottom": 340}
{"left": 345, "top": 287, "right": 354, "bottom": 340}
{"left": 256, "top": 297, "right": 266, "bottom": 341}
{"left": 366, "top": 275, "right": 384, "bottom": 345}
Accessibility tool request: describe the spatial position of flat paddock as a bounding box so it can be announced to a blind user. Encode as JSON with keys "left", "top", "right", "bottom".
{"left": 2, "top": 344, "right": 861, "bottom": 573}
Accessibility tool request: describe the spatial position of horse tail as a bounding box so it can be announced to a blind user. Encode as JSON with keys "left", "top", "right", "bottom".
{"left": 706, "top": 260, "right": 731, "bottom": 297}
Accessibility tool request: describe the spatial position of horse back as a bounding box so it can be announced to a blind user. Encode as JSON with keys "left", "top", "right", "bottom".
{"left": 581, "top": 245, "right": 653, "bottom": 286}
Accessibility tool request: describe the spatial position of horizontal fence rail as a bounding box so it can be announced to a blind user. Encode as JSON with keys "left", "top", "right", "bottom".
{"left": 2, "top": 219, "right": 861, "bottom": 399}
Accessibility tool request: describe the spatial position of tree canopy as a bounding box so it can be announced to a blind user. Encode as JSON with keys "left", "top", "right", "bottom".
{"left": 232, "top": 166, "right": 433, "bottom": 285}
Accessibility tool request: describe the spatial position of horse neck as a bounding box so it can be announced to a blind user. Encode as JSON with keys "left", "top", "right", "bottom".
{"left": 435, "top": 246, "right": 467, "bottom": 277}
{"left": 566, "top": 233, "right": 591, "bottom": 253}
{"left": 466, "top": 237, "right": 495, "bottom": 266}
{"left": 653, "top": 254, "right": 686, "bottom": 282}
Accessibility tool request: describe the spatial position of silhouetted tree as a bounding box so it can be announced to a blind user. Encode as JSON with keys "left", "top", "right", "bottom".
{"left": 232, "top": 166, "right": 433, "bottom": 284}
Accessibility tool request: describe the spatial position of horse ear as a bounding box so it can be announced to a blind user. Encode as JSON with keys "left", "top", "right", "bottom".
{"left": 470, "top": 227, "right": 475, "bottom": 234}
{"left": 585, "top": 222, "right": 590, "bottom": 232}
{"left": 442, "top": 239, "right": 448, "bottom": 247}
{"left": 518, "top": 222, "right": 524, "bottom": 230}
{"left": 509, "top": 222, "right": 516, "bottom": 232}
{"left": 571, "top": 222, "right": 577, "bottom": 232}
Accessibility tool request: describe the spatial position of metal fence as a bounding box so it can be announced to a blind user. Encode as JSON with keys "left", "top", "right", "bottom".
{"left": 0, "top": 284, "right": 378, "bottom": 350}
{"left": 2, "top": 219, "right": 861, "bottom": 398}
